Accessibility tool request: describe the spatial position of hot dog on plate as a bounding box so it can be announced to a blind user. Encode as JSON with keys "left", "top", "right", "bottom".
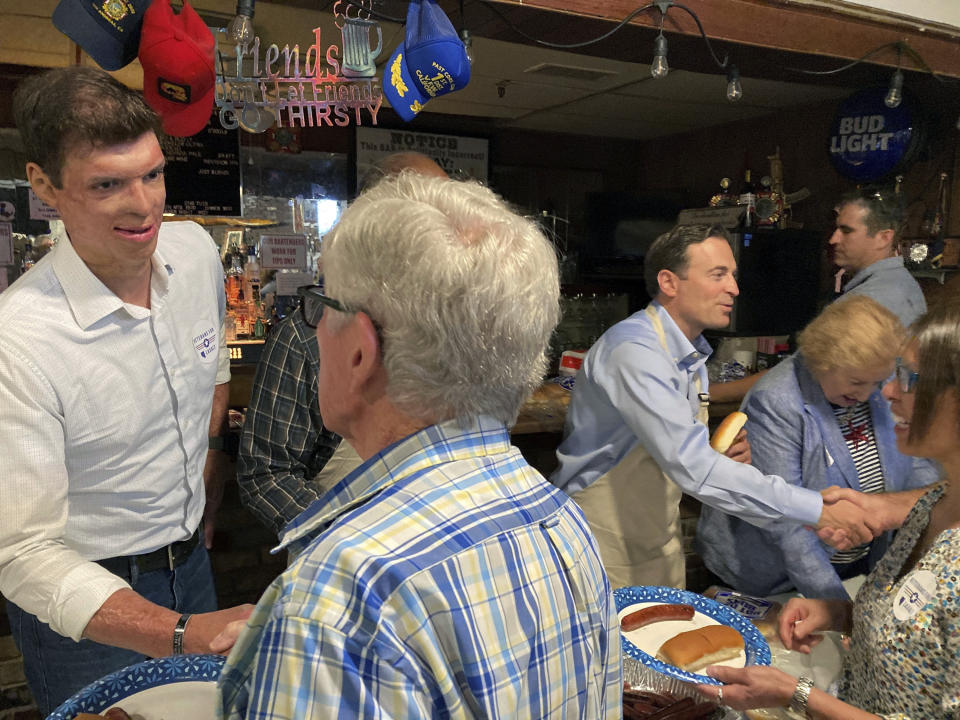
{"left": 620, "top": 603, "right": 695, "bottom": 632}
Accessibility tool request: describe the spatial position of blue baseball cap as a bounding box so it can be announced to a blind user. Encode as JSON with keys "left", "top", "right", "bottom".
{"left": 382, "top": 0, "right": 471, "bottom": 122}
{"left": 53, "top": 0, "right": 153, "bottom": 71}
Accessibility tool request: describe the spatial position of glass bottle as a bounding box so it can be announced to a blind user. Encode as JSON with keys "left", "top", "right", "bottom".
{"left": 244, "top": 244, "right": 261, "bottom": 303}
{"left": 738, "top": 169, "right": 756, "bottom": 228}
{"left": 20, "top": 240, "right": 35, "bottom": 274}
{"left": 227, "top": 251, "right": 245, "bottom": 305}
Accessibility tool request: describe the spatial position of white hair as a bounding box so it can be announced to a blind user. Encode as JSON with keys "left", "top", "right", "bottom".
{"left": 322, "top": 172, "right": 560, "bottom": 425}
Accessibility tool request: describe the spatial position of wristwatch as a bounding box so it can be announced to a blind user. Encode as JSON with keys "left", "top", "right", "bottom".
{"left": 172, "top": 613, "right": 193, "bottom": 655}
{"left": 789, "top": 676, "right": 814, "bottom": 718}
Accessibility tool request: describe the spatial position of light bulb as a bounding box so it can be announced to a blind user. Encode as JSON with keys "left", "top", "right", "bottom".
{"left": 459, "top": 29, "right": 474, "bottom": 65}
{"left": 651, "top": 34, "right": 669, "bottom": 80}
{"left": 884, "top": 68, "right": 903, "bottom": 108}
{"left": 227, "top": 0, "right": 255, "bottom": 45}
{"left": 726, "top": 65, "right": 742, "bottom": 102}
{"left": 227, "top": 13, "right": 254, "bottom": 44}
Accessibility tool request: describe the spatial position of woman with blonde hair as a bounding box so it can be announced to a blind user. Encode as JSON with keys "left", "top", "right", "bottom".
{"left": 700, "top": 296, "right": 960, "bottom": 719}
{"left": 697, "top": 295, "right": 937, "bottom": 599}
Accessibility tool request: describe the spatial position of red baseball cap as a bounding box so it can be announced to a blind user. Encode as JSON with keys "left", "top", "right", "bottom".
{"left": 138, "top": 0, "right": 216, "bottom": 137}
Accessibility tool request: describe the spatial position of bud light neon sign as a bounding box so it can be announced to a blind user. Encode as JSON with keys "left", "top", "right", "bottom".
{"left": 828, "top": 87, "right": 918, "bottom": 182}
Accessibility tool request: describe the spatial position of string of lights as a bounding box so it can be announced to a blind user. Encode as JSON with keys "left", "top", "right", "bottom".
{"left": 267, "top": 0, "right": 955, "bottom": 108}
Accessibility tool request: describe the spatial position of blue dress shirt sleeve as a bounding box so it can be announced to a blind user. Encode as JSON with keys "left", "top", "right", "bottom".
{"left": 598, "top": 341, "right": 822, "bottom": 527}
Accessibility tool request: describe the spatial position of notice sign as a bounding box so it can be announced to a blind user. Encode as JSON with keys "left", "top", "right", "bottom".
{"left": 261, "top": 234, "right": 308, "bottom": 270}
{"left": 356, "top": 127, "right": 489, "bottom": 183}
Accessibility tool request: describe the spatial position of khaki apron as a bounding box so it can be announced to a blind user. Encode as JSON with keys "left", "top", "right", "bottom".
{"left": 572, "top": 305, "right": 709, "bottom": 590}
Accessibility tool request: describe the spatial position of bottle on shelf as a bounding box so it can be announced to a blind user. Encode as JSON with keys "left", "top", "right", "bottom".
{"left": 253, "top": 309, "right": 265, "bottom": 339}
{"left": 226, "top": 250, "right": 245, "bottom": 306}
{"left": 235, "top": 305, "right": 250, "bottom": 339}
{"left": 20, "top": 239, "right": 36, "bottom": 274}
{"left": 244, "top": 244, "right": 261, "bottom": 304}
{"left": 225, "top": 313, "right": 237, "bottom": 343}
{"left": 738, "top": 169, "right": 756, "bottom": 228}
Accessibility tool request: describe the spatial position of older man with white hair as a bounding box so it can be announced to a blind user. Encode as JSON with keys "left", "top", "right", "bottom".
{"left": 216, "top": 173, "right": 621, "bottom": 719}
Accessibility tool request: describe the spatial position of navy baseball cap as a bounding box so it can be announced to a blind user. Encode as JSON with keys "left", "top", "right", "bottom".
{"left": 382, "top": 0, "right": 471, "bottom": 122}
{"left": 52, "top": 0, "right": 152, "bottom": 71}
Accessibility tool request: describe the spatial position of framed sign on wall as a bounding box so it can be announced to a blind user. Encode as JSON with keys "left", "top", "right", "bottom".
{"left": 356, "top": 127, "right": 489, "bottom": 188}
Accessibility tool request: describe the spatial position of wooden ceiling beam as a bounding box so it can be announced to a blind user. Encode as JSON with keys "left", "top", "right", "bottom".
{"left": 484, "top": 0, "right": 960, "bottom": 79}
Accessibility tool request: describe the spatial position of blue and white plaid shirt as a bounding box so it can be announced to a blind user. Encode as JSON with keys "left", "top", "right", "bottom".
{"left": 217, "top": 415, "right": 622, "bottom": 719}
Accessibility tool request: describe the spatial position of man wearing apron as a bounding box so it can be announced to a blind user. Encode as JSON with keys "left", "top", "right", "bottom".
{"left": 551, "top": 224, "right": 881, "bottom": 589}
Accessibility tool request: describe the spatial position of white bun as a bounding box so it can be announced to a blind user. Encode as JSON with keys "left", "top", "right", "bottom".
{"left": 710, "top": 411, "right": 748, "bottom": 453}
{"left": 655, "top": 625, "right": 745, "bottom": 672}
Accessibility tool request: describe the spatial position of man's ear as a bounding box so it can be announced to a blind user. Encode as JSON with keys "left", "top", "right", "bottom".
{"left": 349, "top": 311, "right": 384, "bottom": 395}
{"left": 874, "top": 227, "right": 895, "bottom": 253}
{"left": 25, "top": 162, "right": 60, "bottom": 209}
{"left": 657, "top": 268, "right": 680, "bottom": 299}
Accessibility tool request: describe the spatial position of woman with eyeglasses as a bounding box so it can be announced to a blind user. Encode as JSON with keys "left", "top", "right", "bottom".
{"left": 698, "top": 296, "right": 960, "bottom": 719}
{"left": 698, "top": 295, "right": 937, "bottom": 601}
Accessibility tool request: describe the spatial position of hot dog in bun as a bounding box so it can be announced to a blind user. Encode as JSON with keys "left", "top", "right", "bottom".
{"left": 710, "top": 411, "right": 748, "bottom": 453}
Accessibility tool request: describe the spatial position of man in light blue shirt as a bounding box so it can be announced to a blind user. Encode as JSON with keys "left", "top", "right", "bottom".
{"left": 552, "top": 224, "right": 886, "bottom": 589}
{"left": 216, "top": 173, "right": 621, "bottom": 718}
{"left": 831, "top": 187, "right": 926, "bottom": 327}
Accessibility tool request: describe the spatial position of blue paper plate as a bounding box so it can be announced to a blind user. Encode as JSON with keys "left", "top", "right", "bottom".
{"left": 47, "top": 654, "right": 225, "bottom": 720}
{"left": 614, "top": 585, "right": 770, "bottom": 686}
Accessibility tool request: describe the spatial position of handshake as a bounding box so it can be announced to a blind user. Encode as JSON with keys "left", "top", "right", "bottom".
{"left": 813, "top": 486, "right": 921, "bottom": 550}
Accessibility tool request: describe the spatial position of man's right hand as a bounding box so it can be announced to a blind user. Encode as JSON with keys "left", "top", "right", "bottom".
{"left": 821, "top": 486, "right": 928, "bottom": 535}
{"left": 184, "top": 604, "right": 255, "bottom": 655}
{"left": 815, "top": 494, "right": 875, "bottom": 549}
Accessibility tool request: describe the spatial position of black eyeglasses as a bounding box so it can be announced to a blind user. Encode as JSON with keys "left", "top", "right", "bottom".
{"left": 895, "top": 357, "right": 919, "bottom": 393}
{"left": 297, "top": 285, "right": 348, "bottom": 328}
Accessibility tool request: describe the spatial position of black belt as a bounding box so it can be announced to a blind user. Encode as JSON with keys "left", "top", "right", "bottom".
{"left": 96, "top": 526, "right": 202, "bottom": 580}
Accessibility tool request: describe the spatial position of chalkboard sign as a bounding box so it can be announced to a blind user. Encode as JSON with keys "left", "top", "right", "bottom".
{"left": 161, "top": 119, "right": 241, "bottom": 216}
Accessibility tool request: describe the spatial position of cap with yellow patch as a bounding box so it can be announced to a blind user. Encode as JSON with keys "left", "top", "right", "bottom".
{"left": 381, "top": 0, "right": 471, "bottom": 122}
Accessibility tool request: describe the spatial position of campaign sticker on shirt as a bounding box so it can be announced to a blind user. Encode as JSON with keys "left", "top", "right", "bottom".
{"left": 893, "top": 569, "right": 937, "bottom": 621}
{"left": 191, "top": 322, "right": 219, "bottom": 364}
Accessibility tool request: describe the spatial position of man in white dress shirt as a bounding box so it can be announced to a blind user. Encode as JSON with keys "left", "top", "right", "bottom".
{"left": 0, "top": 66, "right": 251, "bottom": 714}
